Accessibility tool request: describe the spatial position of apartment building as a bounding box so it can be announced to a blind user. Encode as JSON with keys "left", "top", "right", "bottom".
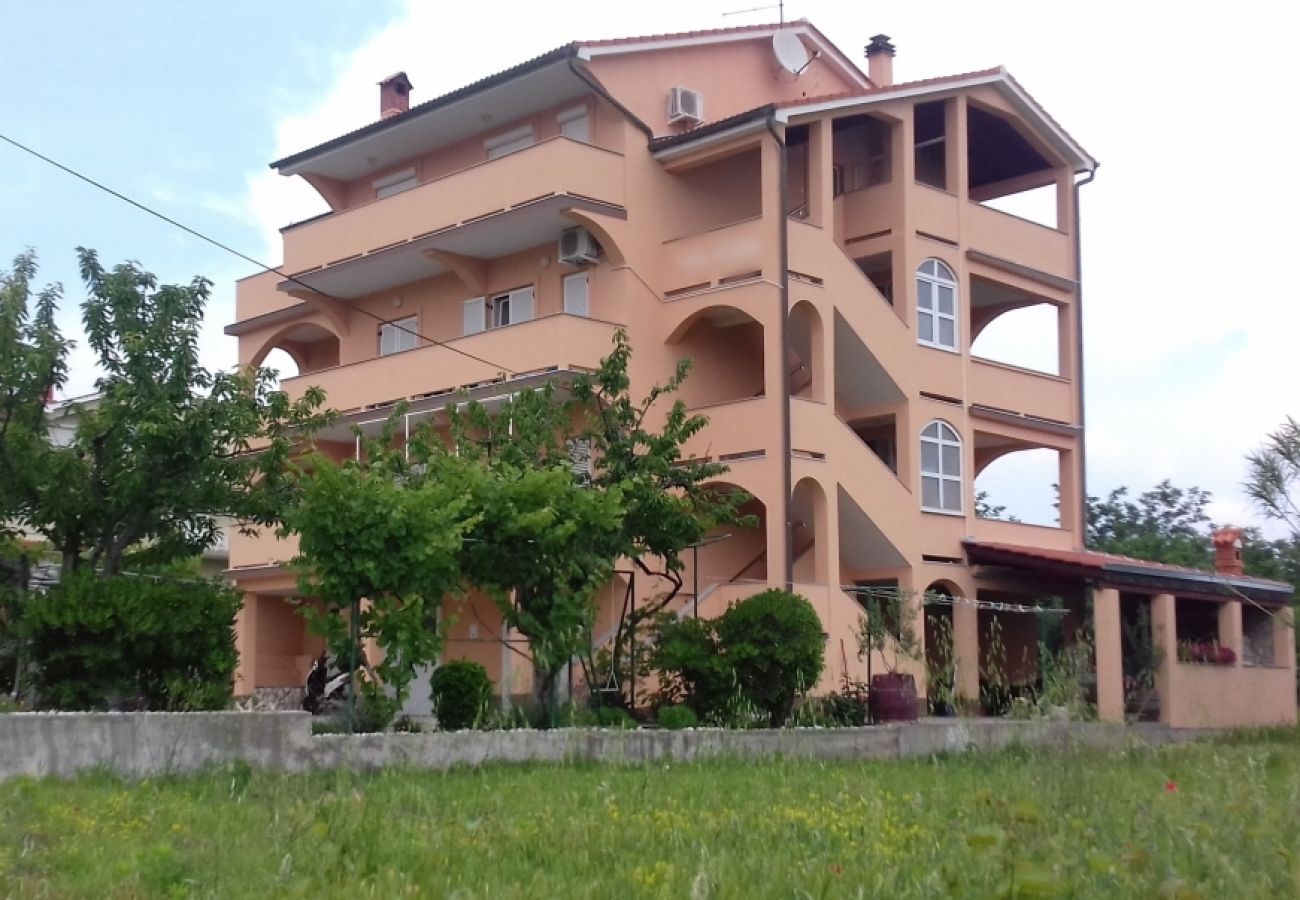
{"left": 226, "top": 21, "right": 1294, "bottom": 727}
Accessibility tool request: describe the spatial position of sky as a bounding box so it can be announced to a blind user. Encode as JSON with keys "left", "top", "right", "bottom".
{"left": 1, "top": 0, "right": 1295, "bottom": 533}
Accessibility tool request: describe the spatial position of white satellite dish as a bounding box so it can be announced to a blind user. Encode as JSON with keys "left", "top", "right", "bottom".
{"left": 772, "top": 30, "right": 811, "bottom": 76}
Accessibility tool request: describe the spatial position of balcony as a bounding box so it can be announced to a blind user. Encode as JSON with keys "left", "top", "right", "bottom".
{"left": 967, "top": 203, "right": 1071, "bottom": 279}
{"left": 969, "top": 357, "right": 1073, "bottom": 424}
{"left": 280, "top": 313, "right": 621, "bottom": 414}
{"left": 681, "top": 396, "right": 774, "bottom": 463}
{"left": 280, "top": 138, "right": 626, "bottom": 287}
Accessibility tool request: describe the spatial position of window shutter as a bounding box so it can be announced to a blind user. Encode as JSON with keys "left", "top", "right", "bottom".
{"left": 510, "top": 287, "right": 535, "bottom": 323}
{"left": 563, "top": 272, "right": 589, "bottom": 317}
{"left": 568, "top": 438, "right": 591, "bottom": 483}
{"left": 463, "top": 297, "right": 485, "bottom": 335}
{"left": 559, "top": 111, "right": 590, "bottom": 143}
{"left": 379, "top": 324, "right": 399, "bottom": 356}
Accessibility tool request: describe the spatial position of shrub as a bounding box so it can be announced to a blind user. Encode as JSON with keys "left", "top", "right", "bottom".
{"left": 22, "top": 572, "right": 239, "bottom": 711}
{"left": 716, "top": 589, "right": 825, "bottom": 727}
{"left": 429, "top": 660, "right": 492, "bottom": 730}
{"left": 656, "top": 704, "right": 698, "bottom": 730}
{"left": 648, "top": 613, "right": 732, "bottom": 719}
{"left": 593, "top": 705, "right": 635, "bottom": 729}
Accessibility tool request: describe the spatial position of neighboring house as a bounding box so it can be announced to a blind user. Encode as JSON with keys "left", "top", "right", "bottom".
{"left": 224, "top": 21, "right": 1295, "bottom": 727}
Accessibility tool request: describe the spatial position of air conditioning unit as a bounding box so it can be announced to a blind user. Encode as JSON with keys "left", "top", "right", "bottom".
{"left": 667, "top": 86, "right": 704, "bottom": 125}
{"left": 558, "top": 226, "right": 600, "bottom": 266}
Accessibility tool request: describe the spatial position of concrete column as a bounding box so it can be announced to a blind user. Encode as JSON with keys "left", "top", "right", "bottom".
{"left": 807, "top": 118, "right": 834, "bottom": 228}
{"left": 1219, "top": 600, "right": 1243, "bottom": 662}
{"left": 233, "top": 593, "right": 259, "bottom": 697}
{"left": 816, "top": 476, "right": 841, "bottom": 588}
{"left": 1150, "top": 593, "right": 1178, "bottom": 725}
{"left": 1092, "top": 588, "right": 1124, "bottom": 723}
{"left": 953, "top": 598, "right": 981, "bottom": 706}
{"left": 1275, "top": 605, "right": 1296, "bottom": 674}
{"left": 1058, "top": 449, "right": 1082, "bottom": 537}
{"left": 948, "top": 96, "right": 969, "bottom": 202}
{"left": 1056, "top": 169, "right": 1074, "bottom": 233}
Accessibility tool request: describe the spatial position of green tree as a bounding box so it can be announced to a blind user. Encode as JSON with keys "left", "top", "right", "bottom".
{"left": 569, "top": 332, "right": 748, "bottom": 705}
{"left": 282, "top": 416, "right": 471, "bottom": 727}
{"left": 0, "top": 250, "right": 70, "bottom": 567}
{"left": 2, "top": 249, "right": 328, "bottom": 580}
{"left": 1086, "top": 480, "right": 1215, "bottom": 569}
{"left": 447, "top": 385, "right": 626, "bottom": 721}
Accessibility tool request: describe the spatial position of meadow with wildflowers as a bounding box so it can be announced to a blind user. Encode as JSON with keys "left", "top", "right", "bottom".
{"left": 1, "top": 729, "right": 1298, "bottom": 897}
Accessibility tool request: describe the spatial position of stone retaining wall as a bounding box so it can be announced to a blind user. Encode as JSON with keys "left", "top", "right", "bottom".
{"left": 0, "top": 712, "right": 1212, "bottom": 782}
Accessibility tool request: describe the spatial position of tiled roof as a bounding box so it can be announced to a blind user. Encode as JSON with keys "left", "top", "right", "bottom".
{"left": 964, "top": 540, "right": 1293, "bottom": 596}
{"left": 271, "top": 44, "right": 579, "bottom": 172}
{"left": 578, "top": 19, "right": 802, "bottom": 48}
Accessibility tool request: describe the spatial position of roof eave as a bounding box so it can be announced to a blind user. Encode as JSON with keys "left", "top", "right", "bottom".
{"left": 776, "top": 68, "right": 1097, "bottom": 174}
{"left": 270, "top": 45, "right": 580, "bottom": 176}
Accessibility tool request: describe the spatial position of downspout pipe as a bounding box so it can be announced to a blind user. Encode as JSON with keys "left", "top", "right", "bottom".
{"left": 1073, "top": 164, "right": 1097, "bottom": 545}
{"left": 765, "top": 114, "right": 794, "bottom": 590}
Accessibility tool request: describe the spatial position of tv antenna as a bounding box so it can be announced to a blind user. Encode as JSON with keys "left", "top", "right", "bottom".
{"left": 723, "top": 0, "right": 787, "bottom": 25}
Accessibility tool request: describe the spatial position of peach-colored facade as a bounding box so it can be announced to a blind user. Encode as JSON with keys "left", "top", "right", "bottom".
{"left": 226, "top": 21, "right": 1295, "bottom": 726}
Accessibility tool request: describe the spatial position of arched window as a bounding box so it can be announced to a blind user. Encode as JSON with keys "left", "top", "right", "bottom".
{"left": 920, "top": 420, "right": 963, "bottom": 513}
{"left": 916, "top": 259, "right": 958, "bottom": 351}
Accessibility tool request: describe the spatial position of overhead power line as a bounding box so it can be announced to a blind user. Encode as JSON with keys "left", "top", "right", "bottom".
{"left": 0, "top": 131, "right": 517, "bottom": 375}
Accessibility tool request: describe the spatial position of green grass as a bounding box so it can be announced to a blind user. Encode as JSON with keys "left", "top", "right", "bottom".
{"left": 2, "top": 731, "right": 1299, "bottom": 898}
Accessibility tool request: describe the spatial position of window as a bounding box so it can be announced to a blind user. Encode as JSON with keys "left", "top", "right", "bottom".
{"left": 920, "top": 421, "right": 963, "bottom": 513}
{"left": 916, "top": 259, "right": 958, "bottom": 351}
{"left": 379, "top": 316, "right": 419, "bottom": 356}
{"left": 1243, "top": 605, "right": 1275, "bottom": 666}
{"left": 463, "top": 298, "right": 486, "bottom": 336}
{"left": 558, "top": 106, "right": 590, "bottom": 143}
{"left": 490, "top": 286, "right": 535, "bottom": 328}
{"left": 485, "top": 125, "right": 536, "bottom": 160}
{"left": 373, "top": 167, "right": 417, "bottom": 199}
{"left": 563, "top": 272, "right": 589, "bottom": 317}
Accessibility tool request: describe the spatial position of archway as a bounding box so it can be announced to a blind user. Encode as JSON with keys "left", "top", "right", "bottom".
{"left": 248, "top": 321, "right": 342, "bottom": 377}
{"left": 788, "top": 300, "right": 825, "bottom": 400}
{"left": 666, "top": 305, "right": 766, "bottom": 408}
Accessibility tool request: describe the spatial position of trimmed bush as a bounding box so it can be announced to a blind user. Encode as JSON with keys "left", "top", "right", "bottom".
{"left": 656, "top": 704, "right": 698, "bottom": 730}
{"left": 429, "top": 660, "right": 492, "bottom": 730}
{"left": 22, "top": 572, "right": 240, "bottom": 711}
{"left": 715, "top": 589, "right": 825, "bottom": 727}
{"left": 651, "top": 589, "right": 826, "bottom": 727}
{"left": 593, "top": 705, "right": 636, "bottom": 729}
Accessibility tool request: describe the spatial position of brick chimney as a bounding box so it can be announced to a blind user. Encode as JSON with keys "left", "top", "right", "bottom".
{"left": 379, "top": 72, "right": 413, "bottom": 120}
{"left": 1212, "top": 527, "right": 1245, "bottom": 577}
{"left": 865, "top": 34, "right": 895, "bottom": 88}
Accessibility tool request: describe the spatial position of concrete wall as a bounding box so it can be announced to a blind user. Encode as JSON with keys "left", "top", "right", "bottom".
{"left": 0, "top": 712, "right": 1215, "bottom": 783}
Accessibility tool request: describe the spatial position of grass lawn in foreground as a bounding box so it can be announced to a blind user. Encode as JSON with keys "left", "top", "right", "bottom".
{"left": 1, "top": 729, "right": 1298, "bottom": 898}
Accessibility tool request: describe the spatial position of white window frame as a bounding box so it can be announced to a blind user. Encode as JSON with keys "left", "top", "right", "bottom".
{"left": 563, "top": 271, "right": 589, "bottom": 317}
{"left": 916, "top": 258, "right": 959, "bottom": 352}
{"left": 490, "top": 286, "right": 535, "bottom": 328}
{"left": 484, "top": 125, "right": 536, "bottom": 160}
{"left": 920, "top": 420, "right": 963, "bottom": 514}
{"left": 557, "top": 105, "right": 590, "bottom": 143}
{"left": 373, "top": 166, "right": 418, "bottom": 199}
{"left": 379, "top": 315, "right": 419, "bottom": 356}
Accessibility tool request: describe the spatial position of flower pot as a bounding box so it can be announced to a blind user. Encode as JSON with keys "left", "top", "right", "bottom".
{"left": 869, "top": 672, "right": 919, "bottom": 723}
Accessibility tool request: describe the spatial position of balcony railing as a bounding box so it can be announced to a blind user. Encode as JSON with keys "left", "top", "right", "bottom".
{"left": 280, "top": 138, "right": 625, "bottom": 276}
{"left": 967, "top": 202, "right": 1071, "bottom": 279}
{"left": 969, "top": 357, "right": 1073, "bottom": 424}
{"left": 280, "top": 314, "right": 621, "bottom": 414}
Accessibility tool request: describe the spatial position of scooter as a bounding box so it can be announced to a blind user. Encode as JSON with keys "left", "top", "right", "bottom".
{"left": 302, "top": 652, "right": 357, "bottom": 715}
